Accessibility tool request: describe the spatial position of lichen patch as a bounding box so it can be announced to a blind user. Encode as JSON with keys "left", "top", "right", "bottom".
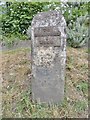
{"left": 34, "top": 47, "right": 55, "bottom": 67}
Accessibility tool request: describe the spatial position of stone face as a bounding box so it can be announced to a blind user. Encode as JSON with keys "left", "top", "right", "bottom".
{"left": 31, "top": 10, "right": 66, "bottom": 103}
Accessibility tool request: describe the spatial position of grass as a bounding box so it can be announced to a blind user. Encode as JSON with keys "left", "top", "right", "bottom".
{"left": 74, "top": 100, "right": 88, "bottom": 112}
{"left": 0, "top": 47, "right": 88, "bottom": 118}
{"left": 76, "top": 81, "right": 88, "bottom": 97}
{"left": 1, "top": 34, "right": 29, "bottom": 48}
{"left": 0, "top": 47, "right": 31, "bottom": 54}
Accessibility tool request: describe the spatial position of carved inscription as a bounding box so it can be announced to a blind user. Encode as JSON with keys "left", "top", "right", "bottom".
{"left": 34, "top": 26, "right": 61, "bottom": 37}
{"left": 36, "top": 36, "right": 61, "bottom": 47}
{"left": 35, "top": 26, "right": 61, "bottom": 47}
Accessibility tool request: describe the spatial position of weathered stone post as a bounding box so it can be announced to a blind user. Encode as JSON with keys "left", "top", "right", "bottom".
{"left": 31, "top": 11, "right": 66, "bottom": 103}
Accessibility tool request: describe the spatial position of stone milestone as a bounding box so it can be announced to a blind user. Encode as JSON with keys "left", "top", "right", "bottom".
{"left": 31, "top": 10, "right": 66, "bottom": 103}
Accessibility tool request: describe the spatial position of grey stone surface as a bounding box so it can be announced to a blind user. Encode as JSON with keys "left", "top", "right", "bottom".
{"left": 31, "top": 10, "right": 67, "bottom": 103}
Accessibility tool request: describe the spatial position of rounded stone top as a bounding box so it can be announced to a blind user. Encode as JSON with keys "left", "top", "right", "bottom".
{"left": 31, "top": 10, "right": 66, "bottom": 28}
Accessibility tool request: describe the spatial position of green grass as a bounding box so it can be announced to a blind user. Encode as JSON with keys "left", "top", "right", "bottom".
{"left": 1, "top": 33, "right": 29, "bottom": 48}
{"left": 0, "top": 47, "right": 31, "bottom": 54}
{"left": 1, "top": 47, "right": 88, "bottom": 118}
{"left": 74, "top": 100, "right": 88, "bottom": 112}
{"left": 76, "top": 81, "right": 88, "bottom": 97}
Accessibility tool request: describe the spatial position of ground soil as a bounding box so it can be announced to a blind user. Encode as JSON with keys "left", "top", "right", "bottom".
{"left": 0, "top": 47, "right": 88, "bottom": 118}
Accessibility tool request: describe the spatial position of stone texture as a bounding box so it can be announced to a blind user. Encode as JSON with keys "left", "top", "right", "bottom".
{"left": 31, "top": 10, "right": 66, "bottom": 103}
